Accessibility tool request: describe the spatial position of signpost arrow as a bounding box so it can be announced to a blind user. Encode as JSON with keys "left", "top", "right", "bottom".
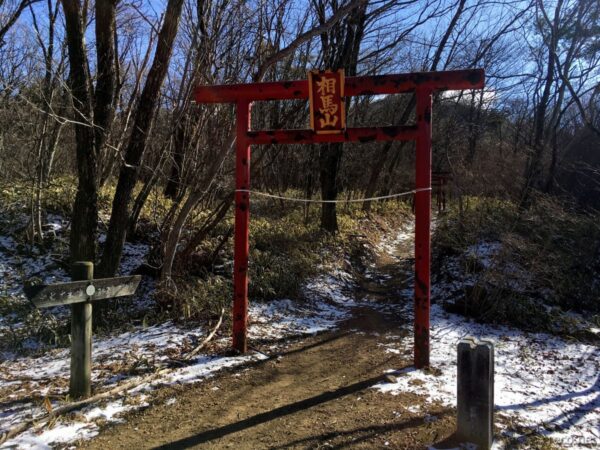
{"left": 24, "top": 262, "right": 141, "bottom": 399}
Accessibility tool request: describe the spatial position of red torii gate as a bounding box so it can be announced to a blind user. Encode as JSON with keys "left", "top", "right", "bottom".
{"left": 195, "top": 69, "right": 485, "bottom": 369}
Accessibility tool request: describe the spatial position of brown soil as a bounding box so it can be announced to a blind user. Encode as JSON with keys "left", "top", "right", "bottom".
{"left": 79, "top": 306, "right": 456, "bottom": 450}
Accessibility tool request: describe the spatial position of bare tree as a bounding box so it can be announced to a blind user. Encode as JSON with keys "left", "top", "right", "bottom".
{"left": 159, "top": 0, "right": 369, "bottom": 281}
{"left": 63, "top": 0, "right": 100, "bottom": 261}
{"left": 362, "top": 0, "right": 467, "bottom": 212}
{"left": 0, "top": 0, "right": 42, "bottom": 45}
{"left": 314, "top": 0, "right": 369, "bottom": 232}
{"left": 521, "top": 0, "right": 600, "bottom": 204}
{"left": 28, "top": 0, "right": 67, "bottom": 243}
{"left": 97, "top": 0, "right": 185, "bottom": 277}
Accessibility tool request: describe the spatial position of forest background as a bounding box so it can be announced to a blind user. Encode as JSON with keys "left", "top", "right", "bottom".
{"left": 0, "top": 0, "right": 599, "bottom": 332}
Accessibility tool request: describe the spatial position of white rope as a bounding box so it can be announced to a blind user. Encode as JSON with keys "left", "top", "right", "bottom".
{"left": 234, "top": 187, "right": 432, "bottom": 204}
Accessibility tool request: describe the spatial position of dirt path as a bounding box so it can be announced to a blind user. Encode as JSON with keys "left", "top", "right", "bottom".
{"left": 81, "top": 307, "right": 454, "bottom": 450}
{"left": 80, "top": 230, "right": 456, "bottom": 449}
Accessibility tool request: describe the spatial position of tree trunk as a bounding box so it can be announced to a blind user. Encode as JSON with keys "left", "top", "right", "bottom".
{"left": 521, "top": 0, "right": 563, "bottom": 208}
{"left": 545, "top": 126, "right": 559, "bottom": 193}
{"left": 317, "top": 0, "right": 367, "bottom": 232}
{"left": 319, "top": 143, "right": 343, "bottom": 232}
{"left": 93, "top": 0, "right": 117, "bottom": 154}
{"left": 63, "top": 0, "right": 118, "bottom": 263}
{"left": 98, "top": 0, "right": 185, "bottom": 277}
{"left": 175, "top": 199, "right": 231, "bottom": 268}
{"left": 63, "top": 0, "right": 97, "bottom": 262}
{"left": 164, "top": 115, "right": 187, "bottom": 199}
{"left": 466, "top": 90, "right": 484, "bottom": 164}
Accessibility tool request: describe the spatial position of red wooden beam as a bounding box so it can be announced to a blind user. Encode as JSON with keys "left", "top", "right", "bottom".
{"left": 414, "top": 88, "right": 432, "bottom": 369}
{"left": 232, "top": 100, "right": 251, "bottom": 353}
{"left": 195, "top": 69, "right": 484, "bottom": 103}
{"left": 245, "top": 126, "right": 418, "bottom": 145}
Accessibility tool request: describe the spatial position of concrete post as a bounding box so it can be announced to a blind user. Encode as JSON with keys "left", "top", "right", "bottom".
{"left": 70, "top": 261, "right": 93, "bottom": 399}
{"left": 456, "top": 337, "right": 494, "bottom": 449}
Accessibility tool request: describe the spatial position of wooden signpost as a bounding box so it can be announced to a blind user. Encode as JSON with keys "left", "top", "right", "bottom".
{"left": 24, "top": 262, "right": 141, "bottom": 399}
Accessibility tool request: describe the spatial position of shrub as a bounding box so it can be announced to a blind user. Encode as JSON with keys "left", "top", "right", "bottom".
{"left": 434, "top": 194, "right": 600, "bottom": 331}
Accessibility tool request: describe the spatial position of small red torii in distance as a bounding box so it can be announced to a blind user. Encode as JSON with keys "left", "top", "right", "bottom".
{"left": 195, "top": 69, "right": 485, "bottom": 369}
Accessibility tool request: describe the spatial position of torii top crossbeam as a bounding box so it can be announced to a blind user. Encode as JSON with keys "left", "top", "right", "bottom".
{"left": 195, "top": 69, "right": 485, "bottom": 369}
{"left": 195, "top": 69, "right": 484, "bottom": 102}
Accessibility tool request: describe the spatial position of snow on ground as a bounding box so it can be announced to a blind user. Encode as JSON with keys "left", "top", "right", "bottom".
{"left": 371, "top": 231, "right": 600, "bottom": 449}
{"left": 0, "top": 208, "right": 360, "bottom": 448}
{"left": 0, "top": 233, "right": 69, "bottom": 296}
{"left": 0, "top": 238, "right": 149, "bottom": 295}
{"left": 465, "top": 241, "right": 502, "bottom": 269}
{"left": 437, "top": 238, "right": 535, "bottom": 300}
{"left": 0, "top": 216, "right": 153, "bottom": 353}
{"left": 0, "top": 350, "right": 265, "bottom": 449}
{"left": 375, "top": 222, "right": 414, "bottom": 259}
{"left": 2, "top": 220, "right": 599, "bottom": 449}
{"left": 0, "top": 215, "right": 149, "bottom": 299}
{"left": 373, "top": 302, "right": 600, "bottom": 449}
{"left": 249, "top": 261, "right": 361, "bottom": 341}
{"left": 249, "top": 298, "right": 349, "bottom": 340}
{"left": 0, "top": 268, "right": 357, "bottom": 449}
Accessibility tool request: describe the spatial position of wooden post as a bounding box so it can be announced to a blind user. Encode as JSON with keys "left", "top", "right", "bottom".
{"left": 70, "top": 261, "right": 93, "bottom": 399}
{"left": 457, "top": 337, "right": 494, "bottom": 449}
{"left": 232, "top": 100, "right": 251, "bottom": 353}
{"left": 414, "top": 88, "right": 432, "bottom": 369}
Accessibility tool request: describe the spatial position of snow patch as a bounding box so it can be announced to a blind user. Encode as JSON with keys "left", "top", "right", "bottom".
{"left": 6, "top": 422, "right": 98, "bottom": 450}
{"left": 376, "top": 223, "right": 414, "bottom": 259}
